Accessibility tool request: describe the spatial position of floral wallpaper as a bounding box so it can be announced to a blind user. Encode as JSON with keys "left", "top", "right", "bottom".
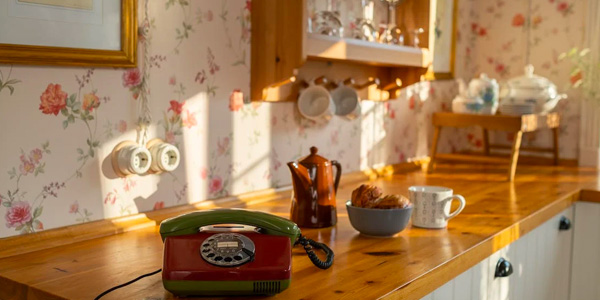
{"left": 0, "top": 0, "right": 587, "bottom": 239}
{"left": 0, "top": 0, "right": 455, "bottom": 238}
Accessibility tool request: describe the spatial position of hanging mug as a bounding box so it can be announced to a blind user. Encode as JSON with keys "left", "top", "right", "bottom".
{"left": 297, "top": 78, "right": 336, "bottom": 123}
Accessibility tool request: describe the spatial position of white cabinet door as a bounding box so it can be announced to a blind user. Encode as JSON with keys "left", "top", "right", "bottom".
{"left": 421, "top": 206, "right": 573, "bottom": 300}
{"left": 570, "top": 202, "right": 600, "bottom": 300}
{"left": 421, "top": 258, "right": 490, "bottom": 300}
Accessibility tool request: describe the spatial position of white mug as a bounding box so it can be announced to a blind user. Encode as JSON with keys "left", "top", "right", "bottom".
{"left": 297, "top": 84, "right": 335, "bottom": 123}
{"left": 331, "top": 85, "right": 360, "bottom": 120}
{"left": 409, "top": 186, "right": 466, "bottom": 229}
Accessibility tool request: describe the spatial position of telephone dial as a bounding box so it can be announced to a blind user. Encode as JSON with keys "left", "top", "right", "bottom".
{"left": 159, "top": 208, "right": 334, "bottom": 296}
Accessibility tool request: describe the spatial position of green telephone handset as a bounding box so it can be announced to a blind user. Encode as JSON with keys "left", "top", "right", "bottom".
{"left": 160, "top": 208, "right": 301, "bottom": 247}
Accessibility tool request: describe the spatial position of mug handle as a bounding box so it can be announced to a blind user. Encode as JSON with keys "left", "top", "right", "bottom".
{"left": 443, "top": 195, "right": 466, "bottom": 220}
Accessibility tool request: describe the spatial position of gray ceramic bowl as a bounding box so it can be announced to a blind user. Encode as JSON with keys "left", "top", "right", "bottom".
{"left": 346, "top": 200, "right": 413, "bottom": 237}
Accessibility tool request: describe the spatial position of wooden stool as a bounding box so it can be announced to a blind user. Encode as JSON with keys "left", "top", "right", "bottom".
{"left": 428, "top": 112, "right": 560, "bottom": 181}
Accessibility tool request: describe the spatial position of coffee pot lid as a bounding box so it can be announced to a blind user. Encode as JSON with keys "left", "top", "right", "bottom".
{"left": 299, "top": 146, "right": 330, "bottom": 165}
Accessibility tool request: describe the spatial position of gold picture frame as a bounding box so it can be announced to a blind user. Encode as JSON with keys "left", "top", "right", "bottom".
{"left": 0, "top": 0, "right": 137, "bottom": 68}
{"left": 425, "top": 0, "right": 457, "bottom": 80}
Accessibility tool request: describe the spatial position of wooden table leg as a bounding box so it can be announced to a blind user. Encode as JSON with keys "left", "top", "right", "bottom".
{"left": 508, "top": 131, "right": 523, "bottom": 181}
{"left": 483, "top": 129, "right": 490, "bottom": 155}
{"left": 427, "top": 126, "right": 442, "bottom": 174}
{"left": 552, "top": 127, "right": 560, "bottom": 166}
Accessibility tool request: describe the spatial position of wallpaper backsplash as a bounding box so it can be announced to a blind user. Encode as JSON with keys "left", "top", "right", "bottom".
{"left": 0, "top": 0, "right": 586, "bottom": 238}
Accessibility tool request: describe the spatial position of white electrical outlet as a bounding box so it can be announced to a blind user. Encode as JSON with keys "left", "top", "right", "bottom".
{"left": 147, "top": 139, "right": 180, "bottom": 173}
{"left": 111, "top": 141, "right": 152, "bottom": 177}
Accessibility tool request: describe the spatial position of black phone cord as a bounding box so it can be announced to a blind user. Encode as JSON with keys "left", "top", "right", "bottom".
{"left": 296, "top": 235, "right": 334, "bottom": 269}
{"left": 94, "top": 268, "right": 162, "bottom": 300}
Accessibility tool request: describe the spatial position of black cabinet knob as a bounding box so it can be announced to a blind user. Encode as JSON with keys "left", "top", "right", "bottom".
{"left": 559, "top": 216, "right": 571, "bottom": 230}
{"left": 495, "top": 258, "right": 513, "bottom": 278}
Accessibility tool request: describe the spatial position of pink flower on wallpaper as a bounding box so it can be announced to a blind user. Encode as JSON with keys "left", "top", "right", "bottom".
{"left": 5, "top": 201, "right": 32, "bottom": 228}
{"left": 104, "top": 191, "right": 117, "bottom": 205}
{"left": 557, "top": 2, "right": 568, "bottom": 12}
{"left": 471, "top": 23, "right": 478, "bottom": 32}
{"left": 229, "top": 89, "right": 244, "bottom": 112}
{"left": 30, "top": 149, "right": 43, "bottom": 164}
{"left": 209, "top": 176, "right": 223, "bottom": 194}
{"left": 195, "top": 70, "right": 207, "bottom": 84}
{"left": 331, "top": 130, "right": 339, "bottom": 146}
{"left": 165, "top": 131, "right": 176, "bottom": 144}
{"left": 116, "top": 120, "right": 127, "bottom": 133}
{"left": 39, "top": 83, "right": 68, "bottom": 115}
{"left": 168, "top": 100, "right": 184, "bottom": 115}
{"left": 512, "top": 13, "right": 525, "bottom": 27}
{"left": 82, "top": 93, "right": 100, "bottom": 112}
{"left": 205, "top": 10, "right": 214, "bottom": 21}
{"left": 271, "top": 116, "right": 277, "bottom": 126}
{"left": 200, "top": 167, "right": 208, "bottom": 180}
{"left": 35, "top": 221, "right": 44, "bottom": 230}
{"left": 217, "top": 137, "right": 230, "bottom": 156}
{"left": 242, "top": 26, "right": 250, "bottom": 43}
{"left": 245, "top": 0, "right": 251, "bottom": 12}
{"left": 570, "top": 71, "right": 583, "bottom": 86}
{"left": 153, "top": 201, "right": 165, "bottom": 210}
{"left": 19, "top": 154, "right": 35, "bottom": 175}
{"left": 409, "top": 95, "right": 416, "bottom": 110}
{"left": 441, "top": 102, "right": 448, "bottom": 111}
{"left": 474, "top": 139, "right": 482, "bottom": 148}
{"left": 169, "top": 76, "right": 177, "bottom": 86}
{"left": 532, "top": 16, "right": 543, "bottom": 27}
{"left": 69, "top": 201, "right": 79, "bottom": 214}
{"left": 467, "top": 133, "right": 474, "bottom": 141}
{"left": 495, "top": 63, "right": 507, "bottom": 75}
{"left": 389, "top": 109, "right": 396, "bottom": 119}
{"left": 478, "top": 28, "right": 487, "bottom": 36}
{"left": 122, "top": 68, "right": 142, "bottom": 88}
{"left": 207, "top": 48, "right": 220, "bottom": 75}
{"left": 123, "top": 178, "right": 136, "bottom": 192}
{"left": 182, "top": 110, "right": 197, "bottom": 128}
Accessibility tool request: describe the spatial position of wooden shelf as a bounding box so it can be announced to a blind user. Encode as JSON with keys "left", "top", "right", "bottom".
{"left": 306, "top": 33, "right": 431, "bottom": 68}
{"left": 250, "top": 0, "right": 432, "bottom": 101}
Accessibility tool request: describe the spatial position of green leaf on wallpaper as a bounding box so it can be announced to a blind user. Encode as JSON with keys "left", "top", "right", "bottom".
{"left": 15, "top": 224, "right": 25, "bottom": 231}
{"left": 87, "top": 115, "right": 94, "bottom": 121}
{"left": 7, "top": 85, "right": 14, "bottom": 95}
{"left": 89, "top": 149, "right": 95, "bottom": 158}
{"left": 76, "top": 148, "right": 84, "bottom": 155}
{"left": 67, "top": 114, "right": 75, "bottom": 123}
{"left": 8, "top": 167, "right": 16, "bottom": 179}
{"left": 92, "top": 141, "right": 99, "bottom": 147}
{"left": 2, "top": 202, "right": 10, "bottom": 207}
{"left": 33, "top": 207, "right": 43, "bottom": 218}
{"left": 68, "top": 94, "right": 76, "bottom": 105}
{"left": 61, "top": 108, "right": 69, "bottom": 116}
{"left": 62, "top": 120, "right": 69, "bottom": 129}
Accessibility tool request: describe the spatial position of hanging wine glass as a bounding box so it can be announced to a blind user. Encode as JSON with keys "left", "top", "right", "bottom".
{"left": 379, "top": 0, "right": 405, "bottom": 45}
{"left": 309, "top": 0, "right": 344, "bottom": 37}
{"left": 351, "top": 0, "right": 378, "bottom": 42}
{"left": 411, "top": 27, "right": 425, "bottom": 48}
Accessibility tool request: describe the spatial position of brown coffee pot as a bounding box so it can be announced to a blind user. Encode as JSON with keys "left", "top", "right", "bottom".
{"left": 288, "top": 146, "right": 341, "bottom": 228}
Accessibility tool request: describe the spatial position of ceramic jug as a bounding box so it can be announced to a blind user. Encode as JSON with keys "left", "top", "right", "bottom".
{"left": 288, "top": 146, "right": 341, "bottom": 228}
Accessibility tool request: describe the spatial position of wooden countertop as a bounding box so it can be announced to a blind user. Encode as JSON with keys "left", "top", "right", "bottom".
{"left": 1, "top": 163, "right": 600, "bottom": 300}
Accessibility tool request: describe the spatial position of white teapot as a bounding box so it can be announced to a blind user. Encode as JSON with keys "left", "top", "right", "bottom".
{"left": 500, "top": 65, "right": 567, "bottom": 113}
{"left": 468, "top": 73, "right": 499, "bottom": 115}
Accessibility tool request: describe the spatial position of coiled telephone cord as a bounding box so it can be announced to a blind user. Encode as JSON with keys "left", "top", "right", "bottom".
{"left": 295, "top": 234, "right": 335, "bottom": 269}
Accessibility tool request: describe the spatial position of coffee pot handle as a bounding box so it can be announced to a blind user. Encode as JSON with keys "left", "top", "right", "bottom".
{"left": 332, "top": 160, "right": 342, "bottom": 193}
